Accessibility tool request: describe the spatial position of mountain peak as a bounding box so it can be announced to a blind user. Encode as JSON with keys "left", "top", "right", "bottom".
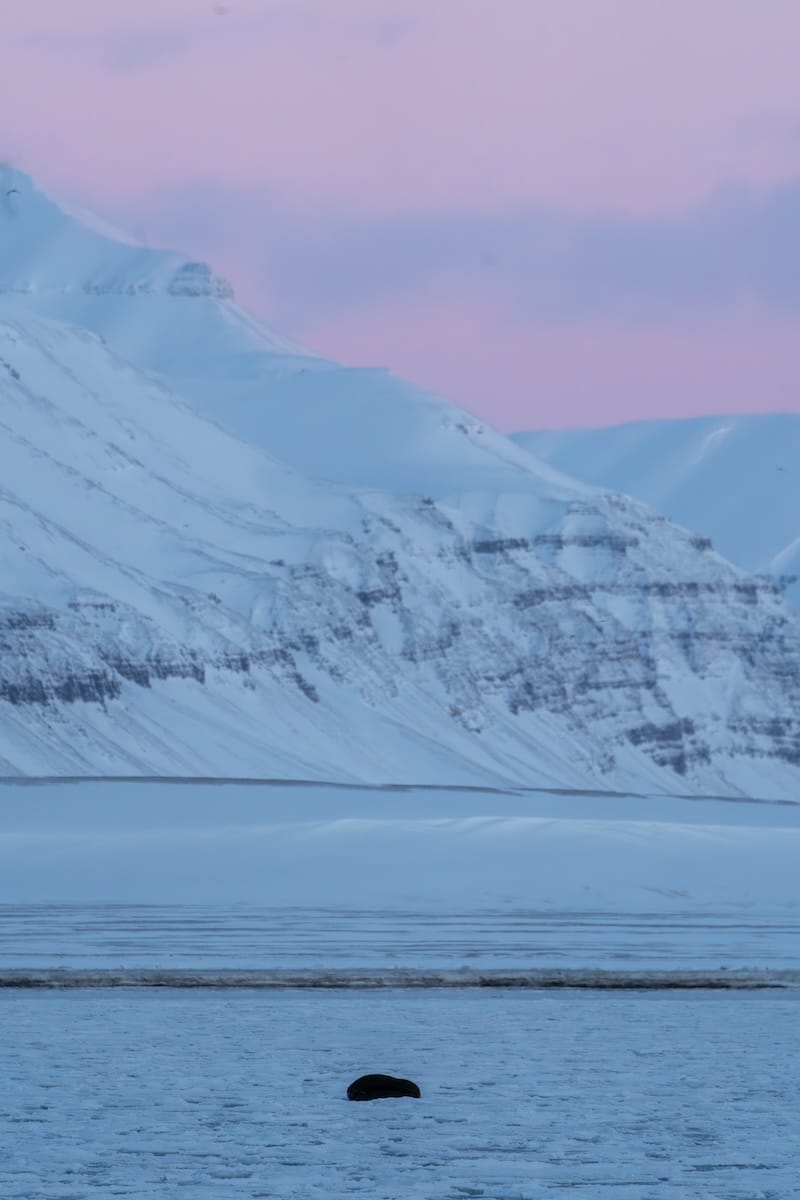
{"left": 0, "top": 169, "right": 579, "bottom": 495}
{"left": 0, "top": 167, "right": 317, "bottom": 370}
{"left": 0, "top": 166, "right": 234, "bottom": 301}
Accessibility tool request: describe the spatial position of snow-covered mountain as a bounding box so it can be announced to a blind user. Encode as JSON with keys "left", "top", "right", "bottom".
{"left": 513, "top": 416, "right": 800, "bottom": 607}
{"left": 2, "top": 169, "right": 800, "bottom": 795}
{"left": 0, "top": 168, "right": 577, "bottom": 499}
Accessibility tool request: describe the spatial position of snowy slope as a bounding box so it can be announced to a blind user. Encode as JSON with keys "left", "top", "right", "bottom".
{"left": 2, "top": 170, "right": 800, "bottom": 793}
{"left": 0, "top": 167, "right": 309, "bottom": 371}
{"left": 0, "top": 316, "right": 519, "bottom": 784}
{"left": 513, "top": 415, "right": 800, "bottom": 607}
{"left": 0, "top": 167, "right": 586, "bottom": 500}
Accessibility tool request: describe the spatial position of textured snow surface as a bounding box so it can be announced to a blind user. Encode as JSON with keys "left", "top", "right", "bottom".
{"left": 3, "top": 988, "right": 800, "bottom": 1198}
{"left": 513, "top": 414, "right": 800, "bottom": 607}
{"left": 3, "top": 172, "right": 800, "bottom": 794}
{"left": 3, "top": 905, "right": 799, "bottom": 982}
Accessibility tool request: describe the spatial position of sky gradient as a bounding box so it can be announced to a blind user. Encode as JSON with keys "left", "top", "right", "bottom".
{"left": 2, "top": 0, "right": 800, "bottom": 429}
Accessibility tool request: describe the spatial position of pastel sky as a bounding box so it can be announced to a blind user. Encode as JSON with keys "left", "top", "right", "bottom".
{"left": 2, "top": 0, "right": 800, "bottom": 429}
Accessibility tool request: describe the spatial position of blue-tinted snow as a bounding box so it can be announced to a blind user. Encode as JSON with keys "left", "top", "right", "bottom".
{"left": 1, "top": 781, "right": 798, "bottom": 977}
{"left": 3, "top": 988, "right": 799, "bottom": 1198}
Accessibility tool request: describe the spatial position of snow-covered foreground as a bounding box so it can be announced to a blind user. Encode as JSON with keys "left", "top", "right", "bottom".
{"left": 3, "top": 987, "right": 799, "bottom": 1199}
{"left": 1, "top": 781, "right": 799, "bottom": 975}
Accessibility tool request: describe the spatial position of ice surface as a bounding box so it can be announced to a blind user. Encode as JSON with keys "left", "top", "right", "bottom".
{"left": 3, "top": 988, "right": 800, "bottom": 1198}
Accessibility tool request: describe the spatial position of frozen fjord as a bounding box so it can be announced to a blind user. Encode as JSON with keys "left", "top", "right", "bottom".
{"left": 3, "top": 987, "right": 800, "bottom": 1199}
{"left": 3, "top": 783, "right": 799, "bottom": 1198}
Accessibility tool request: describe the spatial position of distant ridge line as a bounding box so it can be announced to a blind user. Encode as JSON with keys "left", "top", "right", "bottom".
{"left": 0, "top": 776, "right": 796, "bottom": 807}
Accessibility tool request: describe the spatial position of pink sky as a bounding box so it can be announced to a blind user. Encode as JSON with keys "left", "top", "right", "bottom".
{"left": 2, "top": 0, "right": 800, "bottom": 429}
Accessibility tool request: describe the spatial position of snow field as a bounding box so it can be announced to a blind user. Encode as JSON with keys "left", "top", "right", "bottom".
{"left": 3, "top": 987, "right": 799, "bottom": 1199}
{"left": 3, "top": 904, "right": 799, "bottom": 977}
{"left": 2, "top": 782, "right": 799, "bottom": 915}
{"left": 2, "top": 781, "right": 799, "bottom": 976}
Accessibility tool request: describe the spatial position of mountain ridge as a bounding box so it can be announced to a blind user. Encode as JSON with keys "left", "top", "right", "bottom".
{"left": 2, "top": 172, "right": 799, "bottom": 795}
{"left": 513, "top": 414, "right": 800, "bottom": 607}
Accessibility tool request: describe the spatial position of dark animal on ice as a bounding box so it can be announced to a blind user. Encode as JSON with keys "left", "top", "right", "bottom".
{"left": 346, "top": 1073, "right": 421, "bottom": 1101}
